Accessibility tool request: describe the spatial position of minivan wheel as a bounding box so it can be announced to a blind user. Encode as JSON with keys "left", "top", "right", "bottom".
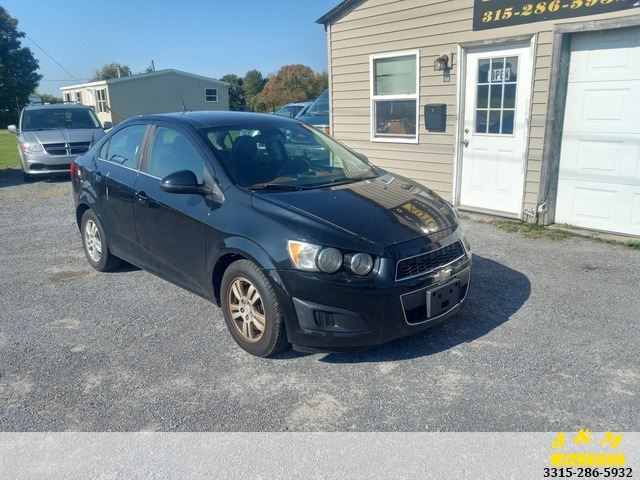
{"left": 81, "top": 210, "right": 122, "bottom": 272}
{"left": 221, "top": 259, "right": 288, "bottom": 357}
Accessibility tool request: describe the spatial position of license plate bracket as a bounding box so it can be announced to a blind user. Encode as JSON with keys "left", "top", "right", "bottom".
{"left": 426, "top": 279, "right": 461, "bottom": 318}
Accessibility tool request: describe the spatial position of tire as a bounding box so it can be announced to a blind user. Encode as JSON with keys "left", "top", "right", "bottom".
{"left": 80, "top": 210, "right": 122, "bottom": 272}
{"left": 220, "top": 259, "right": 288, "bottom": 357}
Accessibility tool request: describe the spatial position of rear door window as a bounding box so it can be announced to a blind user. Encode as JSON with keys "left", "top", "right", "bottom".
{"left": 99, "top": 124, "right": 147, "bottom": 169}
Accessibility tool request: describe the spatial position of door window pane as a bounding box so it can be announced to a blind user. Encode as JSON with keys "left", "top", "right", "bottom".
{"left": 148, "top": 127, "right": 204, "bottom": 182}
{"left": 100, "top": 124, "right": 146, "bottom": 169}
{"left": 474, "top": 55, "right": 518, "bottom": 135}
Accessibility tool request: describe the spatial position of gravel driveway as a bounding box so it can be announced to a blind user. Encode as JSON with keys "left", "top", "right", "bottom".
{"left": 1, "top": 168, "right": 638, "bottom": 432}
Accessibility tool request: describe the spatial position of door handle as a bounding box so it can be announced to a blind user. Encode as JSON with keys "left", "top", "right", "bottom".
{"left": 135, "top": 191, "right": 148, "bottom": 204}
{"left": 463, "top": 139, "right": 469, "bottom": 147}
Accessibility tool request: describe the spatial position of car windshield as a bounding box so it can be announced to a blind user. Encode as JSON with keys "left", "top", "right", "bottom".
{"left": 202, "top": 121, "right": 381, "bottom": 189}
{"left": 305, "top": 90, "right": 329, "bottom": 116}
{"left": 21, "top": 108, "right": 101, "bottom": 131}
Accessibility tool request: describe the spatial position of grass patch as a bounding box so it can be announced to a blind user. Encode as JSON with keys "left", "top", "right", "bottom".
{"left": 628, "top": 240, "right": 640, "bottom": 250}
{"left": 0, "top": 129, "right": 20, "bottom": 169}
{"left": 491, "top": 220, "right": 576, "bottom": 241}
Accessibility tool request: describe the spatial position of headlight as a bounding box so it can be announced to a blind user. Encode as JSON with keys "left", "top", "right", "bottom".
{"left": 21, "top": 142, "right": 44, "bottom": 154}
{"left": 287, "top": 240, "right": 373, "bottom": 276}
{"left": 344, "top": 252, "right": 374, "bottom": 276}
{"left": 316, "top": 247, "right": 342, "bottom": 273}
{"left": 287, "top": 240, "right": 320, "bottom": 271}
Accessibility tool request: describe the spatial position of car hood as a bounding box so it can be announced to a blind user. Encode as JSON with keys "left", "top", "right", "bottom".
{"left": 251, "top": 174, "right": 458, "bottom": 250}
{"left": 21, "top": 129, "right": 104, "bottom": 144}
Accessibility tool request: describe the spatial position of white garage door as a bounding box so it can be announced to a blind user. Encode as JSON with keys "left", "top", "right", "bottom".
{"left": 555, "top": 27, "right": 640, "bottom": 236}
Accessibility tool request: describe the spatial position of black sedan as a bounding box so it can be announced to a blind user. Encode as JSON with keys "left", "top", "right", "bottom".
{"left": 71, "top": 111, "right": 472, "bottom": 357}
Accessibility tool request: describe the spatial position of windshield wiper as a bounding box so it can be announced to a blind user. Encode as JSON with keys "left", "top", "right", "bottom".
{"left": 250, "top": 184, "right": 310, "bottom": 191}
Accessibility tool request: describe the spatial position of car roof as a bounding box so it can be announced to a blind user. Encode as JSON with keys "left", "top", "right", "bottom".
{"left": 124, "top": 111, "right": 301, "bottom": 129}
{"left": 23, "top": 103, "right": 94, "bottom": 111}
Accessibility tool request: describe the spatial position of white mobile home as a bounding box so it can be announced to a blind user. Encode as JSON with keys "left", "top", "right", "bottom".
{"left": 61, "top": 69, "right": 229, "bottom": 126}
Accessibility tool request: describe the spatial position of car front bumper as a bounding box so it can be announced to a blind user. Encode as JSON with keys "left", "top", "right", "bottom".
{"left": 20, "top": 151, "right": 75, "bottom": 176}
{"left": 275, "top": 252, "right": 472, "bottom": 353}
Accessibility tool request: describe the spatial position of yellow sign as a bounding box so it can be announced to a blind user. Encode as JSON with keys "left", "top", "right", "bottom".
{"left": 549, "top": 430, "right": 627, "bottom": 467}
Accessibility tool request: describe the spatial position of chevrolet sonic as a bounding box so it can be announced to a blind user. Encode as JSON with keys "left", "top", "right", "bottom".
{"left": 71, "top": 111, "right": 472, "bottom": 357}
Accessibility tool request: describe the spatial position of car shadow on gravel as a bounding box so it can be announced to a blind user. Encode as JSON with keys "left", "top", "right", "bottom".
{"left": 0, "top": 167, "right": 69, "bottom": 188}
{"left": 312, "top": 254, "right": 531, "bottom": 363}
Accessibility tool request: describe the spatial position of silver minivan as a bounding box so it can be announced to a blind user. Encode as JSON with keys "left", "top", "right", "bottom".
{"left": 9, "top": 104, "right": 112, "bottom": 181}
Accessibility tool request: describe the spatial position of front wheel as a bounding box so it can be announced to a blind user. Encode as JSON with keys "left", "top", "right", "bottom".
{"left": 220, "top": 259, "right": 288, "bottom": 357}
{"left": 80, "top": 210, "right": 122, "bottom": 272}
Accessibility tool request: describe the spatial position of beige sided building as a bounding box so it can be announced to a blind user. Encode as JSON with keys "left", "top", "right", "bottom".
{"left": 318, "top": 0, "right": 640, "bottom": 236}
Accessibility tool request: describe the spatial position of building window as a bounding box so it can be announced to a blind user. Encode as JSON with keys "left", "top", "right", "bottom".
{"left": 64, "top": 93, "right": 71, "bottom": 103}
{"left": 205, "top": 88, "right": 218, "bottom": 102}
{"left": 370, "top": 51, "right": 419, "bottom": 143}
{"left": 96, "top": 89, "right": 107, "bottom": 113}
{"left": 75, "top": 92, "right": 82, "bottom": 104}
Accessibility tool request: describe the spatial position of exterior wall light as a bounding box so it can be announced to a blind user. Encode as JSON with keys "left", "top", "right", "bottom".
{"left": 434, "top": 54, "right": 451, "bottom": 71}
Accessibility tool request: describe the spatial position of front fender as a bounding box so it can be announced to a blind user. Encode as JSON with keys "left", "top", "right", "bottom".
{"left": 210, "top": 236, "right": 288, "bottom": 306}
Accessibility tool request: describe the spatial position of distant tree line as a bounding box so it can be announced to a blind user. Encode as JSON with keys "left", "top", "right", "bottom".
{"left": 221, "top": 65, "right": 328, "bottom": 113}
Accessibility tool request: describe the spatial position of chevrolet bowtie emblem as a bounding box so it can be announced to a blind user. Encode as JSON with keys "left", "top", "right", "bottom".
{"left": 432, "top": 267, "right": 453, "bottom": 284}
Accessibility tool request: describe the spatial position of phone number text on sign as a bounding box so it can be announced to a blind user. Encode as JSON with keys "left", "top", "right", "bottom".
{"left": 472, "top": 0, "right": 639, "bottom": 30}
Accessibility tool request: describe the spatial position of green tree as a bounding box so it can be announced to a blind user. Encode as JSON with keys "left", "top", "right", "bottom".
{"left": 0, "top": 6, "right": 42, "bottom": 126}
{"left": 39, "top": 93, "right": 63, "bottom": 104}
{"left": 253, "top": 65, "right": 325, "bottom": 112}
{"left": 243, "top": 69, "right": 266, "bottom": 110}
{"left": 220, "top": 73, "right": 245, "bottom": 109}
{"left": 90, "top": 62, "right": 132, "bottom": 81}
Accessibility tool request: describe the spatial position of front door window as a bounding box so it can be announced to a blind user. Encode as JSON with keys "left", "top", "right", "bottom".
{"left": 475, "top": 56, "right": 519, "bottom": 135}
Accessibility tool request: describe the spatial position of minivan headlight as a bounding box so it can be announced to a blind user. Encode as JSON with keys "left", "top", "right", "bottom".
{"left": 287, "top": 240, "right": 373, "bottom": 276}
{"left": 21, "top": 142, "right": 44, "bottom": 154}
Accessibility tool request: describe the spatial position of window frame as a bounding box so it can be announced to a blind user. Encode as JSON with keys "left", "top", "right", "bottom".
{"left": 96, "top": 89, "right": 107, "bottom": 113}
{"left": 205, "top": 88, "right": 218, "bottom": 103}
{"left": 370, "top": 50, "right": 420, "bottom": 144}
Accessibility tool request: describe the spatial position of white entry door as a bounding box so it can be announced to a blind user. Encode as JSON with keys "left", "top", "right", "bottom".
{"left": 459, "top": 42, "right": 533, "bottom": 216}
{"left": 555, "top": 27, "right": 640, "bottom": 236}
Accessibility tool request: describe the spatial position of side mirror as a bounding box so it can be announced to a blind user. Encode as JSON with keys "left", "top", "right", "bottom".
{"left": 103, "top": 121, "right": 113, "bottom": 130}
{"left": 159, "top": 169, "right": 224, "bottom": 203}
{"left": 8, "top": 125, "right": 17, "bottom": 134}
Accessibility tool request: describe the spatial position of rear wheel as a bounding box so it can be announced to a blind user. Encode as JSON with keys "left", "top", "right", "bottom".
{"left": 81, "top": 210, "right": 122, "bottom": 272}
{"left": 221, "top": 259, "right": 288, "bottom": 357}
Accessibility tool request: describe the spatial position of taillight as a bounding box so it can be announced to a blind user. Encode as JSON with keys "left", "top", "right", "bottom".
{"left": 69, "top": 162, "right": 80, "bottom": 181}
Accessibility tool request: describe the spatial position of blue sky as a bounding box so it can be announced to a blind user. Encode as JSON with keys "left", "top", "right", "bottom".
{"left": 3, "top": 0, "right": 339, "bottom": 96}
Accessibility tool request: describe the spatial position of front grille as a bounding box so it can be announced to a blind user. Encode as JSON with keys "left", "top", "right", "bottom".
{"left": 69, "top": 142, "right": 91, "bottom": 154}
{"left": 43, "top": 142, "right": 91, "bottom": 156}
{"left": 44, "top": 143, "right": 67, "bottom": 155}
{"left": 396, "top": 241, "right": 465, "bottom": 281}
